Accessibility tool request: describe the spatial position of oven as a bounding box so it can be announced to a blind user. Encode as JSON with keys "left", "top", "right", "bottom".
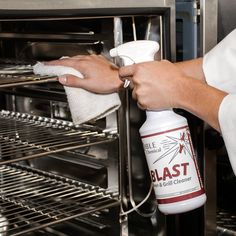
{"left": 0, "top": 1, "right": 213, "bottom": 236}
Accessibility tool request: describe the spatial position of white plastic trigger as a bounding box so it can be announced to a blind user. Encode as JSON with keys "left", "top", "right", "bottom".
{"left": 123, "top": 79, "right": 131, "bottom": 88}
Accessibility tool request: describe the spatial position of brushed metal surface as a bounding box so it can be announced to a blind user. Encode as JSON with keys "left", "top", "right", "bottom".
{"left": 0, "top": 0, "right": 170, "bottom": 10}
{"left": 218, "top": 0, "right": 236, "bottom": 41}
{"left": 200, "top": 0, "right": 218, "bottom": 54}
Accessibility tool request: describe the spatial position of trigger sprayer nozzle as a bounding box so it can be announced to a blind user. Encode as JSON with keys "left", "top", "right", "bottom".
{"left": 109, "top": 40, "right": 159, "bottom": 65}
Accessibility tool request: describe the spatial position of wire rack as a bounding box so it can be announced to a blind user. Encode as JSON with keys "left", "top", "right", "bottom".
{"left": 0, "top": 110, "right": 117, "bottom": 164}
{"left": 0, "top": 163, "right": 119, "bottom": 236}
{"left": 0, "top": 64, "right": 57, "bottom": 88}
{"left": 217, "top": 209, "right": 236, "bottom": 235}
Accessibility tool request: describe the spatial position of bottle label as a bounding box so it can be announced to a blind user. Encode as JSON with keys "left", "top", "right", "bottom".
{"left": 141, "top": 125, "right": 204, "bottom": 204}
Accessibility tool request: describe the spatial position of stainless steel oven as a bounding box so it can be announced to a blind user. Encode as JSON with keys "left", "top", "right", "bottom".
{"left": 0, "top": 1, "right": 177, "bottom": 235}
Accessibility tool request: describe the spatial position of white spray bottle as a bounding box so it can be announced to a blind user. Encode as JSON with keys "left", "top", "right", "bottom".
{"left": 110, "top": 40, "right": 206, "bottom": 215}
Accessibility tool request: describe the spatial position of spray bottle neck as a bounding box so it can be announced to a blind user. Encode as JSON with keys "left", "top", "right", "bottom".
{"left": 146, "top": 109, "right": 174, "bottom": 119}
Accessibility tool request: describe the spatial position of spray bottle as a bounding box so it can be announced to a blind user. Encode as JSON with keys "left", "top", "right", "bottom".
{"left": 110, "top": 40, "right": 206, "bottom": 215}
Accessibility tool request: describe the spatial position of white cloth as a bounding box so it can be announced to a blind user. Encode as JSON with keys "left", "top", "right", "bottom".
{"left": 33, "top": 62, "right": 121, "bottom": 125}
{"left": 203, "top": 29, "right": 236, "bottom": 175}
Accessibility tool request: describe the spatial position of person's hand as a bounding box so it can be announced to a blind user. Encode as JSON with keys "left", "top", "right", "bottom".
{"left": 119, "top": 60, "right": 190, "bottom": 110}
{"left": 119, "top": 59, "right": 227, "bottom": 132}
{"left": 45, "top": 54, "right": 123, "bottom": 94}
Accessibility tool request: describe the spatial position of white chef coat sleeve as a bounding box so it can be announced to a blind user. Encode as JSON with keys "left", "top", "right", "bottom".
{"left": 203, "top": 29, "right": 236, "bottom": 93}
{"left": 202, "top": 29, "right": 236, "bottom": 175}
{"left": 218, "top": 95, "right": 236, "bottom": 175}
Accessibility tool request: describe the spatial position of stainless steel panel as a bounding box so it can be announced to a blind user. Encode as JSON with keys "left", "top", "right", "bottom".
{"left": 200, "top": 0, "right": 218, "bottom": 54}
{"left": 0, "top": 0, "right": 172, "bottom": 10}
{"left": 218, "top": 0, "right": 236, "bottom": 41}
{"left": 200, "top": 1, "right": 218, "bottom": 236}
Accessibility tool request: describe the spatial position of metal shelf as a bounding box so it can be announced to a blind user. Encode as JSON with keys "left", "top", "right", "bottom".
{"left": 0, "top": 74, "right": 57, "bottom": 87}
{"left": 0, "top": 163, "right": 119, "bottom": 236}
{"left": 0, "top": 110, "right": 117, "bottom": 164}
{"left": 217, "top": 209, "right": 236, "bottom": 235}
{"left": 0, "top": 64, "right": 57, "bottom": 87}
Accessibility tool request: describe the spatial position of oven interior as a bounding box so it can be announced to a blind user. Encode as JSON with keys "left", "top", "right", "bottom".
{"left": 0, "top": 12, "right": 170, "bottom": 236}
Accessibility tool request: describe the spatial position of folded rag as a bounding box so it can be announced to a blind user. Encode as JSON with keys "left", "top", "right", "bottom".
{"left": 33, "top": 62, "right": 121, "bottom": 125}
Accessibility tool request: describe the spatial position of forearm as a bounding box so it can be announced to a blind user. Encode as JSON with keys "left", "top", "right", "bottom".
{"left": 175, "top": 58, "right": 205, "bottom": 82}
{"left": 177, "top": 76, "right": 227, "bottom": 131}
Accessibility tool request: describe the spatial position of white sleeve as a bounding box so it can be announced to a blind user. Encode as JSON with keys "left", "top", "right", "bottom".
{"left": 218, "top": 95, "right": 236, "bottom": 175}
{"left": 203, "top": 29, "right": 236, "bottom": 175}
{"left": 203, "top": 29, "right": 236, "bottom": 93}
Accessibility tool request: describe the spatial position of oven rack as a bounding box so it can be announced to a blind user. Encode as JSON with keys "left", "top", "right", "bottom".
{"left": 0, "top": 72, "right": 57, "bottom": 88}
{"left": 217, "top": 209, "right": 236, "bottom": 235}
{"left": 0, "top": 163, "right": 119, "bottom": 236}
{"left": 0, "top": 63, "right": 57, "bottom": 87}
{"left": 0, "top": 110, "right": 117, "bottom": 165}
